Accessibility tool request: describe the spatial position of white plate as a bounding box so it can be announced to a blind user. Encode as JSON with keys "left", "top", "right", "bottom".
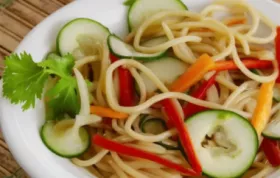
{"left": 1, "top": 0, "right": 280, "bottom": 178}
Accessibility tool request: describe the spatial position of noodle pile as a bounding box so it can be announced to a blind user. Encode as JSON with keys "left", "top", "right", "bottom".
{"left": 70, "top": 0, "right": 279, "bottom": 177}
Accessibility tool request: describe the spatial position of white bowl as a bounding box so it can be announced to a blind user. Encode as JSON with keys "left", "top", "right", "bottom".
{"left": 1, "top": 0, "right": 280, "bottom": 177}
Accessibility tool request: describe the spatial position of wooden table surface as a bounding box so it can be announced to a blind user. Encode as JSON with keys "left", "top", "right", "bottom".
{"left": 0, "top": 1, "right": 73, "bottom": 177}
{"left": 0, "top": 0, "right": 280, "bottom": 178}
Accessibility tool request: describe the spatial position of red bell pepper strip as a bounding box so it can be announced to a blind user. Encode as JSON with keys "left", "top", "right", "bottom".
{"left": 261, "top": 138, "right": 280, "bottom": 167}
{"left": 275, "top": 26, "right": 280, "bottom": 83}
{"left": 93, "top": 135, "right": 200, "bottom": 176}
{"left": 161, "top": 99, "right": 202, "bottom": 173}
{"left": 110, "top": 54, "right": 135, "bottom": 106}
{"left": 183, "top": 73, "right": 218, "bottom": 118}
{"left": 212, "top": 59, "right": 272, "bottom": 72}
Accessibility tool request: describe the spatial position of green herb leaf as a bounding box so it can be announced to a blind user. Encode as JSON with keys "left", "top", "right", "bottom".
{"left": 2, "top": 52, "right": 80, "bottom": 119}
{"left": 123, "top": 0, "right": 136, "bottom": 6}
{"left": 46, "top": 77, "right": 80, "bottom": 118}
{"left": 38, "top": 53, "right": 75, "bottom": 78}
{"left": 3, "top": 52, "right": 49, "bottom": 110}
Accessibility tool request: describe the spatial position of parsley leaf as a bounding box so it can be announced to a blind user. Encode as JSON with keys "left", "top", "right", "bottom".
{"left": 123, "top": 0, "right": 136, "bottom": 6}
{"left": 3, "top": 52, "right": 48, "bottom": 110}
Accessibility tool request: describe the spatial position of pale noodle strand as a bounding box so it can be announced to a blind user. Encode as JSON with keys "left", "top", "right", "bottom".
{"left": 108, "top": 160, "right": 129, "bottom": 178}
{"left": 127, "top": 142, "right": 167, "bottom": 154}
{"left": 232, "top": 48, "right": 279, "bottom": 83}
{"left": 223, "top": 82, "right": 251, "bottom": 107}
{"left": 134, "top": 10, "right": 202, "bottom": 52}
{"left": 111, "top": 152, "right": 149, "bottom": 178}
{"left": 251, "top": 166, "right": 277, "bottom": 178}
{"left": 126, "top": 160, "right": 164, "bottom": 169}
{"left": 146, "top": 169, "right": 182, "bottom": 178}
{"left": 216, "top": 76, "right": 238, "bottom": 90}
{"left": 215, "top": 0, "right": 260, "bottom": 36}
{"left": 179, "top": 28, "right": 196, "bottom": 62}
{"left": 189, "top": 43, "right": 219, "bottom": 56}
{"left": 96, "top": 162, "right": 114, "bottom": 173}
{"left": 230, "top": 90, "right": 259, "bottom": 107}
{"left": 161, "top": 22, "right": 195, "bottom": 63}
{"left": 72, "top": 149, "right": 109, "bottom": 167}
{"left": 74, "top": 55, "right": 99, "bottom": 69}
{"left": 235, "top": 33, "right": 250, "bottom": 55}
{"left": 201, "top": 4, "right": 229, "bottom": 16}
{"left": 167, "top": 19, "right": 235, "bottom": 61}
{"left": 96, "top": 44, "right": 110, "bottom": 106}
{"left": 129, "top": 67, "right": 147, "bottom": 104}
{"left": 112, "top": 119, "right": 127, "bottom": 135}
{"left": 235, "top": 98, "right": 253, "bottom": 113}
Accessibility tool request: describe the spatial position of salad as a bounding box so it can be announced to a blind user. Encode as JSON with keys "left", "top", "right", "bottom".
{"left": 2, "top": 0, "right": 280, "bottom": 177}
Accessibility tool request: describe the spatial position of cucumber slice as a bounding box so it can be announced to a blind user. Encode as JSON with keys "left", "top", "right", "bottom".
{"left": 185, "top": 110, "right": 258, "bottom": 178}
{"left": 40, "top": 120, "right": 90, "bottom": 158}
{"left": 273, "top": 84, "right": 280, "bottom": 102}
{"left": 140, "top": 118, "right": 167, "bottom": 135}
{"left": 57, "top": 18, "right": 110, "bottom": 55}
{"left": 128, "top": 0, "right": 187, "bottom": 31}
{"left": 262, "top": 112, "right": 280, "bottom": 140}
{"left": 139, "top": 115, "right": 178, "bottom": 150}
{"left": 139, "top": 57, "right": 187, "bottom": 94}
{"left": 107, "top": 35, "right": 166, "bottom": 60}
{"left": 141, "top": 37, "right": 168, "bottom": 47}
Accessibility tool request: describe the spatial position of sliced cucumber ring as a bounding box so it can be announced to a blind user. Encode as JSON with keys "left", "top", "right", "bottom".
{"left": 262, "top": 111, "right": 280, "bottom": 140}
{"left": 128, "top": 0, "right": 187, "bottom": 31}
{"left": 140, "top": 117, "right": 167, "bottom": 135}
{"left": 107, "top": 35, "right": 166, "bottom": 60}
{"left": 57, "top": 18, "right": 110, "bottom": 55}
{"left": 40, "top": 120, "right": 90, "bottom": 158}
{"left": 185, "top": 110, "right": 258, "bottom": 178}
{"left": 141, "top": 36, "right": 168, "bottom": 47}
{"left": 139, "top": 57, "right": 187, "bottom": 94}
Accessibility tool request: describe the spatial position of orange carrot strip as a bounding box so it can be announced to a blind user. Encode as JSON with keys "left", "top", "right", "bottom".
{"left": 90, "top": 106, "right": 128, "bottom": 119}
{"left": 169, "top": 54, "right": 215, "bottom": 92}
{"left": 212, "top": 59, "right": 273, "bottom": 72}
{"left": 225, "top": 17, "right": 247, "bottom": 26}
{"left": 251, "top": 81, "right": 275, "bottom": 136}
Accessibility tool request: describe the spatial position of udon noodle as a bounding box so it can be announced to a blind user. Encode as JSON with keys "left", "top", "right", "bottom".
{"left": 71, "top": 0, "right": 279, "bottom": 177}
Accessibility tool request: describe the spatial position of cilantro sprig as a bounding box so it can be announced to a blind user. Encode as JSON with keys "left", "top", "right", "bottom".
{"left": 2, "top": 52, "right": 80, "bottom": 119}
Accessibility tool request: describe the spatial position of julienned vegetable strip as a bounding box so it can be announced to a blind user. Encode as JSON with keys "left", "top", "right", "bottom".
{"left": 92, "top": 135, "right": 200, "bottom": 176}
{"left": 261, "top": 138, "right": 280, "bottom": 167}
{"left": 183, "top": 73, "right": 218, "bottom": 118}
{"left": 275, "top": 26, "right": 280, "bottom": 83}
{"left": 169, "top": 54, "right": 215, "bottom": 92}
{"left": 161, "top": 99, "right": 202, "bottom": 173}
{"left": 251, "top": 81, "right": 275, "bottom": 136}
{"left": 110, "top": 54, "right": 135, "bottom": 106}
{"left": 90, "top": 106, "right": 128, "bottom": 119}
{"left": 225, "top": 17, "right": 246, "bottom": 26}
{"left": 212, "top": 59, "right": 272, "bottom": 72}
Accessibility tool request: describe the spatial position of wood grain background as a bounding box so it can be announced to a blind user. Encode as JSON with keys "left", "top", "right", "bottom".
{"left": 0, "top": 1, "right": 72, "bottom": 177}
{"left": 0, "top": 0, "right": 280, "bottom": 178}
